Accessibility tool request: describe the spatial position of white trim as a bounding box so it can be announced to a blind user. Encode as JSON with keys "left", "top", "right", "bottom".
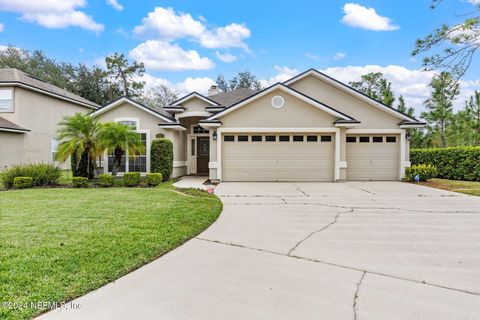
{"left": 170, "top": 92, "right": 220, "bottom": 107}
{"left": 216, "top": 127, "right": 340, "bottom": 182}
{"left": 173, "top": 161, "right": 187, "bottom": 168}
{"left": 0, "top": 127, "right": 29, "bottom": 133}
{"left": 158, "top": 124, "right": 186, "bottom": 131}
{"left": 177, "top": 111, "right": 212, "bottom": 118}
{"left": 208, "top": 162, "right": 218, "bottom": 169}
{"left": 93, "top": 97, "right": 174, "bottom": 123}
{"left": 338, "top": 161, "right": 347, "bottom": 168}
{"left": 114, "top": 117, "right": 140, "bottom": 129}
{"left": 206, "top": 107, "right": 225, "bottom": 112}
{"left": 335, "top": 122, "right": 361, "bottom": 128}
{"left": 346, "top": 129, "right": 404, "bottom": 134}
{"left": 208, "top": 84, "right": 352, "bottom": 121}
{"left": 284, "top": 69, "right": 418, "bottom": 123}
{"left": 104, "top": 128, "right": 150, "bottom": 174}
{"left": 199, "top": 122, "right": 221, "bottom": 128}
{"left": 400, "top": 124, "right": 425, "bottom": 129}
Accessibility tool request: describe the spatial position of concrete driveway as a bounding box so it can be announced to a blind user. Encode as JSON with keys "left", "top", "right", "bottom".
{"left": 39, "top": 182, "right": 480, "bottom": 320}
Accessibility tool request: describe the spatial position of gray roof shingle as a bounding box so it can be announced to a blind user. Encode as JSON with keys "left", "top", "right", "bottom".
{"left": 208, "top": 88, "right": 257, "bottom": 107}
{"left": 0, "top": 116, "right": 29, "bottom": 132}
{"left": 0, "top": 68, "right": 99, "bottom": 108}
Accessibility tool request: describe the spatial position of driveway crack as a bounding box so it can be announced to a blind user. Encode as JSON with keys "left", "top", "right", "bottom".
{"left": 288, "top": 209, "right": 354, "bottom": 255}
{"left": 353, "top": 271, "right": 366, "bottom": 320}
{"left": 292, "top": 183, "right": 310, "bottom": 197}
{"left": 348, "top": 184, "right": 377, "bottom": 196}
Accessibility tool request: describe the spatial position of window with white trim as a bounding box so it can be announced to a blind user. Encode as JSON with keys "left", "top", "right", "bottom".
{"left": 108, "top": 120, "right": 147, "bottom": 173}
{"left": 51, "top": 138, "right": 59, "bottom": 161}
{"left": 193, "top": 125, "right": 208, "bottom": 134}
{"left": 0, "top": 88, "right": 13, "bottom": 112}
{"left": 118, "top": 120, "right": 137, "bottom": 130}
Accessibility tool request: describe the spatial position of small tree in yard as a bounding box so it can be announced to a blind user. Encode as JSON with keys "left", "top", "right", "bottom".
{"left": 151, "top": 138, "right": 173, "bottom": 181}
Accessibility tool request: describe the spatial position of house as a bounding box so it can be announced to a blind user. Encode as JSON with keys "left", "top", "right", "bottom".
{"left": 0, "top": 68, "right": 99, "bottom": 169}
{"left": 92, "top": 68, "right": 425, "bottom": 181}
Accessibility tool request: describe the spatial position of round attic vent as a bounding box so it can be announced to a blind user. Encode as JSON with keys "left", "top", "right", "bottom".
{"left": 271, "top": 95, "right": 285, "bottom": 109}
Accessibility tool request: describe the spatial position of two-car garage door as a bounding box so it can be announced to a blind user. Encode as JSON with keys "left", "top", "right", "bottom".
{"left": 222, "top": 133, "right": 334, "bottom": 181}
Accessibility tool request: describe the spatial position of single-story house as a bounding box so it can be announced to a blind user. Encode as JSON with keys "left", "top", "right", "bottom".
{"left": 0, "top": 68, "right": 99, "bottom": 169}
{"left": 92, "top": 68, "right": 425, "bottom": 182}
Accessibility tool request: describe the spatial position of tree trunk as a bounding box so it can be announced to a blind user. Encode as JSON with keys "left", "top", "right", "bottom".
{"left": 112, "top": 147, "right": 123, "bottom": 176}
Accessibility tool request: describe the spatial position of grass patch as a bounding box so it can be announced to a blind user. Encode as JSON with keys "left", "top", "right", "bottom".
{"left": 0, "top": 183, "right": 222, "bottom": 319}
{"left": 417, "top": 178, "right": 480, "bottom": 196}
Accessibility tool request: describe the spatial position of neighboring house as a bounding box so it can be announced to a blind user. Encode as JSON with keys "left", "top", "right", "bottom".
{"left": 0, "top": 68, "right": 99, "bottom": 169}
{"left": 92, "top": 68, "right": 425, "bottom": 181}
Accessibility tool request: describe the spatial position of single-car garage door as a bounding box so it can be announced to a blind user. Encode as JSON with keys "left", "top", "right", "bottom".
{"left": 222, "top": 133, "right": 334, "bottom": 181}
{"left": 346, "top": 135, "right": 399, "bottom": 180}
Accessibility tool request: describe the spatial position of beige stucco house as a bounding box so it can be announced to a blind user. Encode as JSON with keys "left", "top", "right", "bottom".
{"left": 0, "top": 68, "right": 98, "bottom": 170}
{"left": 92, "top": 68, "right": 425, "bottom": 182}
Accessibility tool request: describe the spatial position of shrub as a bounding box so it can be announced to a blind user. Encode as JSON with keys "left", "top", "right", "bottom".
{"left": 98, "top": 174, "right": 114, "bottom": 187}
{"left": 71, "top": 148, "right": 95, "bottom": 179}
{"left": 1, "top": 163, "right": 61, "bottom": 189}
{"left": 151, "top": 138, "right": 173, "bottom": 181}
{"left": 146, "top": 173, "right": 162, "bottom": 186}
{"left": 13, "top": 177, "right": 33, "bottom": 189}
{"left": 410, "top": 147, "right": 480, "bottom": 181}
{"left": 123, "top": 172, "right": 141, "bottom": 187}
{"left": 405, "top": 164, "right": 437, "bottom": 182}
{"left": 72, "top": 177, "right": 89, "bottom": 188}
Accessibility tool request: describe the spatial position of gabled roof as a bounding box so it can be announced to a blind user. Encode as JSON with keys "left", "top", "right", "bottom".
{"left": 207, "top": 83, "right": 356, "bottom": 121}
{"left": 92, "top": 96, "right": 176, "bottom": 123}
{"left": 208, "top": 88, "right": 257, "bottom": 107}
{"left": 284, "top": 68, "right": 422, "bottom": 123}
{"left": 0, "top": 116, "right": 30, "bottom": 133}
{"left": 168, "top": 92, "right": 220, "bottom": 107}
{"left": 0, "top": 68, "right": 98, "bottom": 109}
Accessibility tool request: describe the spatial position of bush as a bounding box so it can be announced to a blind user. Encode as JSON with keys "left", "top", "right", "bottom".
{"left": 146, "top": 173, "right": 162, "bottom": 186}
{"left": 405, "top": 164, "right": 437, "bottom": 182}
{"left": 151, "top": 138, "right": 173, "bottom": 181}
{"left": 99, "top": 174, "right": 114, "bottom": 187}
{"left": 71, "top": 148, "right": 95, "bottom": 179}
{"left": 123, "top": 172, "right": 141, "bottom": 187}
{"left": 72, "top": 177, "right": 89, "bottom": 188}
{"left": 410, "top": 147, "right": 480, "bottom": 181}
{"left": 13, "top": 177, "right": 33, "bottom": 189}
{"left": 1, "top": 163, "right": 61, "bottom": 189}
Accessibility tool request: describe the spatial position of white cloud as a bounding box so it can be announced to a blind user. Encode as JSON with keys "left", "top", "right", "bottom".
{"left": 140, "top": 73, "right": 214, "bottom": 96}
{"left": 0, "top": 23, "right": 4, "bottom": 32}
{"left": 468, "top": 0, "right": 480, "bottom": 4}
{"left": 0, "top": 0, "right": 103, "bottom": 33}
{"left": 259, "top": 65, "right": 299, "bottom": 87}
{"left": 341, "top": 3, "right": 399, "bottom": 31}
{"left": 333, "top": 52, "right": 346, "bottom": 61}
{"left": 305, "top": 52, "right": 321, "bottom": 61}
{"left": 106, "top": 0, "right": 123, "bottom": 11}
{"left": 215, "top": 51, "right": 237, "bottom": 63}
{"left": 129, "top": 40, "right": 215, "bottom": 71}
{"left": 133, "top": 7, "right": 250, "bottom": 50}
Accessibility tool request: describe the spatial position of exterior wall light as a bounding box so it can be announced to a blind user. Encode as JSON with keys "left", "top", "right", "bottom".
{"left": 212, "top": 130, "right": 217, "bottom": 140}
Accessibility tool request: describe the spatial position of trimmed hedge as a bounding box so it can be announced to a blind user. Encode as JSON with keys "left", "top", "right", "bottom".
{"left": 72, "top": 177, "right": 89, "bottom": 188}
{"left": 405, "top": 164, "right": 437, "bottom": 182}
{"left": 13, "top": 177, "right": 33, "bottom": 189}
{"left": 99, "top": 174, "right": 114, "bottom": 187}
{"left": 410, "top": 147, "right": 480, "bottom": 181}
{"left": 124, "top": 172, "right": 141, "bottom": 187}
{"left": 146, "top": 173, "right": 162, "bottom": 186}
{"left": 1, "top": 163, "right": 61, "bottom": 189}
{"left": 151, "top": 138, "right": 173, "bottom": 181}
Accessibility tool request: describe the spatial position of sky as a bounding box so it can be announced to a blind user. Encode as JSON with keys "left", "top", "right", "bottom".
{"left": 0, "top": 0, "right": 480, "bottom": 114}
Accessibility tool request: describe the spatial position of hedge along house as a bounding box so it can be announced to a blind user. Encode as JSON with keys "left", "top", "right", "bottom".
{"left": 91, "top": 68, "right": 425, "bottom": 181}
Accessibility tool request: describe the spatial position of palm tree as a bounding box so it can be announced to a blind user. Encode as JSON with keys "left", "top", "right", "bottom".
{"left": 56, "top": 113, "right": 103, "bottom": 178}
{"left": 98, "top": 122, "right": 145, "bottom": 176}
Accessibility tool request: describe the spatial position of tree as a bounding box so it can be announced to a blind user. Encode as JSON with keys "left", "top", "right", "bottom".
{"left": 466, "top": 91, "right": 480, "bottom": 144}
{"left": 396, "top": 95, "right": 416, "bottom": 117}
{"left": 349, "top": 72, "right": 395, "bottom": 106}
{"left": 73, "top": 64, "right": 122, "bottom": 106}
{"left": 422, "top": 72, "right": 460, "bottom": 148}
{"left": 56, "top": 113, "right": 103, "bottom": 178}
{"left": 105, "top": 53, "right": 145, "bottom": 97}
{"left": 98, "top": 122, "right": 145, "bottom": 176}
{"left": 412, "top": 1, "right": 480, "bottom": 81}
{"left": 139, "top": 84, "right": 179, "bottom": 110}
{"left": 215, "top": 71, "right": 262, "bottom": 92}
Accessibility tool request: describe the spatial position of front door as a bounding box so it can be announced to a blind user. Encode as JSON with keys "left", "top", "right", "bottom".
{"left": 196, "top": 137, "right": 209, "bottom": 175}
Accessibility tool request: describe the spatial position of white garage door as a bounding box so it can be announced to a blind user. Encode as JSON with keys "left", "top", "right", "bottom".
{"left": 222, "top": 133, "right": 334, "bottom": 182}
{"left": 346, "top": 135, "right": 399, "bottom": 181}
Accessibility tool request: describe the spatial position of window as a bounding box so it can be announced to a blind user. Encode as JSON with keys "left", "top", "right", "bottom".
{"left": 265, "top": 135, "right": 276, "bottom": 142}
{"left": 238, "top": 135, "right": 249, "bottom": 142}
{"left": 279, "top": 135, "right": 290, "bottom": 142}
{"left": 307, "top": 135, "right": 318, "bottom": 142}
{"left": 293, "top": 135, "right": 304, "bottom": 142}
{"left": 108, "top": 131, "right": 147, "bottom": 173}
{"left": 346, "top": 136, "right": 356, "bottom": 143}
{"left": 252, "top": 135, "right": 262, "bottom": 142}
{"left": 320, "top": 135, "right": 332, "bottom": 142}
{"left": 224, "top": 135, "right": 234, "bottom": 142}
{"left": 359, "top": 136, "right": 370, "bottom": 143}
{"left": 0, "top": 89, "right": 13, "bottom": 112}
{"left": 193, "top": 125, "right": 208, "bottom": 134}
{"left": 118, "top": 120, "right": 137, "bottom": 130}
{"left": 191, "top": 139, "right": 195, "bottom": 156}
{"left": 51, "top": 138, "right": 59, "bottom": 161}
{"left": 386, "top": 136, "right": 397, "bottom": 143}
{"left": 372, "top": 136, "right": 383, "bottom": 143}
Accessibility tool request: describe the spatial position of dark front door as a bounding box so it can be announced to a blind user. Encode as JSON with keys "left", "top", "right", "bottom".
{"left": 197, "top": 137, "right": 209, "bottom": 175}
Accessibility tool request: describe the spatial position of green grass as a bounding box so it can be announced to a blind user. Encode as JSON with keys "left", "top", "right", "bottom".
{"left": 0, "top": 184, "right": 222, "bottom": 319}
{"left": 419, "top": 178, "right": 480, "bottom": 196}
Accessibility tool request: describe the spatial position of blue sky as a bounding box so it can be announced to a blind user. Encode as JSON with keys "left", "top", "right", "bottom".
{"left": 0, "top": 0, "right": 479, "bottom": 112}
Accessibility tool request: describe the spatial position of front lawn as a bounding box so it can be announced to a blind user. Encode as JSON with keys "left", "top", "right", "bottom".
{"left": 418, "top": 178, "right": 480, "bottom": 196}
{"left": 0, "top": 184, "right": 222, "bottom": 320}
